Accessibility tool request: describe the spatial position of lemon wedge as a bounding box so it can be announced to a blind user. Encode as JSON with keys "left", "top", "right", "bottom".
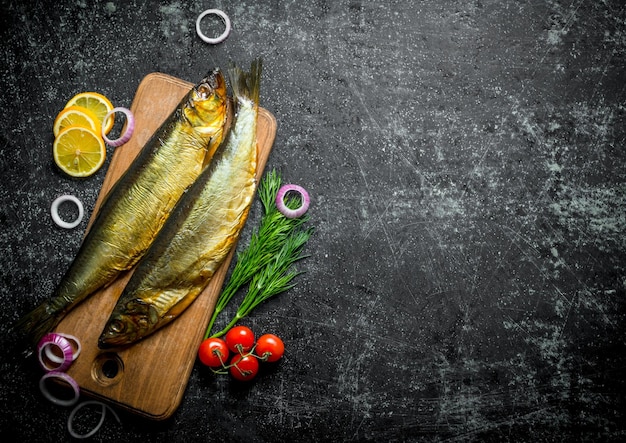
{"left": 53, "top": 125, "right": 106, "bottom": 177}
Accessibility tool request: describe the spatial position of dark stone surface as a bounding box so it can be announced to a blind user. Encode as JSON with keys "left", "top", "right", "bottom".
{"left": 1, "top": 0, "right": 625, "bottom": 441}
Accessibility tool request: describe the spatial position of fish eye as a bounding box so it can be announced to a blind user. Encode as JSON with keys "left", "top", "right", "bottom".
{"left": 110, "top": 319, "right": 125, "bottom": 333}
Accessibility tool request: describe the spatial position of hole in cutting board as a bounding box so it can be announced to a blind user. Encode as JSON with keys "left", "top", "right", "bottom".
{"left": 92, "top": 352, "right": 124, "bottom": 386}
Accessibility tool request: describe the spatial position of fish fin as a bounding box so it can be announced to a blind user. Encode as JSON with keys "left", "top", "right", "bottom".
{"left": 228, "top": 58, "right": 262, "bottom": 105}
{"left": 14, "top": 302, "right": 63, "bottom": 347}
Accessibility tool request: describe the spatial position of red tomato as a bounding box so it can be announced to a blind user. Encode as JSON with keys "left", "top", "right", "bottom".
{"left": 229, "top": 354, "right": 259, "bottom": 381}
{"left": 198, "top": 338, "right": 229, "bottom": 368}
{"left": 255, "top": 334, "right": 285, "bottom": 363}
{"left": 225, "top": 325, "right": 255, "bottom": 353}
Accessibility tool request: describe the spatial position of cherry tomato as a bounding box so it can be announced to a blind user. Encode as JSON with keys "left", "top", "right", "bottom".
{"left": 229, "top": 354, "right": 259, "bottom": 381}
{"left": 255, "top": 334, "right": 285, "bottom": 363}
{"left": 225, "top": 325, "right": 255, "bottom": 354}
{"left": 198, "top": 338, "right": 229, "bottom": 368}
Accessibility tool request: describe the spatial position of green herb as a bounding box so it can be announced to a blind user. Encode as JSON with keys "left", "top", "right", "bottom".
{"left": 204, "top": 169, "right": 313, "bottom": 339}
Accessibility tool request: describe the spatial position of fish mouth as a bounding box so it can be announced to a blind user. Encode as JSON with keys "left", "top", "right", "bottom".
{"left": 97, "top": 332, "right": 126, "bottom": 349}
{"left": 98, "top": 326, "right": 132, "bottom": 349}
{"left": 199, "top": 68, "right": 225, "bottom": 94}
{"left": 98, "top": 335, "right": 135, "bottom": 350}
{"left": 97, "top": 337, "right": 116, "bottom": 349}
{"left": 189, "top": 68, "right": 226, "bottom": 104}
{"left": 203, "top": 67, "right": 222, "bottom": 88}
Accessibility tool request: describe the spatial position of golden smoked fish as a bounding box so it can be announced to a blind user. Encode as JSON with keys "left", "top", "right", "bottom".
{"left": 98, "top": 60, "right": 262, "bottom": 348}
{"left": 17, "top": 69, "right": 229, "bottom": 346}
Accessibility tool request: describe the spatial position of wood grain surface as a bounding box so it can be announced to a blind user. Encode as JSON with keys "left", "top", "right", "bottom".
{"left": 54, "top": 72, "right": 276, "bottom": 420}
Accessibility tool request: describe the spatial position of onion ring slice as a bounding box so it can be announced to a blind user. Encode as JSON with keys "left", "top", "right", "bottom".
{"left": 196, "top": 9, "right": 231, "bottom": 44}
{"left": 68, "top": 401, "right": 121, "bottom": 439}
{"left": 276, "top": 184, "right": 310, "bottom": 218}
{"left": 102, "top": 107, "right": 135, "bottom": 147}
{"left": 51, "top": 195, "right": 84, "bottom": 229}
{"left": 39, "top": 371, "right": 80, "bottom": 406}
{"left": 37, "top": 333, "right": 73, "bottom": 372}
{"left": 44, "top": 333, "right": 81, "bottom": 364}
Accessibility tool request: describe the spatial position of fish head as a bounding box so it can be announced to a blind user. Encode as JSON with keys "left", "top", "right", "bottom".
{"left": 184, "top": 67, "right": 228, "bottom": 129}
{"left": 98, "top": 299, "right": 160, "bottom": 349}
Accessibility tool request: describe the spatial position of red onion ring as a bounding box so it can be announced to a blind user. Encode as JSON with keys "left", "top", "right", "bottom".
{"left": 44, "top": 333, "right": 81, "bottom": 364}
{"left": 102, "top": 107, "right": 135, "bottom": 147}
{"left": 276, "top": 184, "right": 310, "bottom": 218}
{"left": 39, "top": 371, "right": 80, "bottom": 406}
{"left": 68, "top": 401, "right": 121, "bottom": 439}
{"left": 37, "top": 333, "right": 73, "bottom": 372}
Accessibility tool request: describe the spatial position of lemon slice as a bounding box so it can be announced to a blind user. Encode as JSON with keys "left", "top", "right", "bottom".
{"left": 64, "top": 92, "right": 115, "bottom": 135}
{"left": 53, "top": 105, "right": 102, "bottom": 137}
{"left": 53, "top": 125, "right": 106, "bottom": 177}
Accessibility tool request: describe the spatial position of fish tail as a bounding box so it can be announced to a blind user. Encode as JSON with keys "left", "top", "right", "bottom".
{"left": 229, "top": 58, "right": 262, "bottom": 105}
{"left": 14, "top": 302, "right": 63, "bottom": 347}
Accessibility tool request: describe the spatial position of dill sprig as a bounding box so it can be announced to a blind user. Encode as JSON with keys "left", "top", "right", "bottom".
{"left": 204, "top": 170, "right": 313, "bottom": 339}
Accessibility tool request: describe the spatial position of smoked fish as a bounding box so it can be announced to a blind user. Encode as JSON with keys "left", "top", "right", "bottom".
{"left": 98, "top": 60, "right": 262, "bottom": 348}
{"left": 17, "top": 69, "right": 230, "bottom": 346}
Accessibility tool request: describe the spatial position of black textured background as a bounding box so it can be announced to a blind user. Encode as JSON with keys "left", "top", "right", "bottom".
{"left": 1, "top": 1, "right": 625, "bottom": 441}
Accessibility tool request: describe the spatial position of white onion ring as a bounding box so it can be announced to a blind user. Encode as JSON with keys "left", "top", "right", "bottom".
{"left": 37, "top": 333, "right": 73, "bottom": 372}
{"left": 276, "top": 184, "right": 310, "bottom": 218}
{"left": 68, "top": 401, "right": 121, "bottom": 439}
{"left": 51, "top": 195, "right": 84, "bottom": 229}
{"left": 44, "top": 333, "right": 81, "bottom": 364}
{"left": 39, "top": 371, "right": 80, "bottom": 406}
{"left": 102, "top": 107, "right": 135, "bottom": 147}
{"left": 196, "top": 9, "right": 231, "bottom": 44}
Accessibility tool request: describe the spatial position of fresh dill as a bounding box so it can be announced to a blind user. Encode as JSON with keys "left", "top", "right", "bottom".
{"left": 204, "top": 169, "right": 313, "bottom": 339}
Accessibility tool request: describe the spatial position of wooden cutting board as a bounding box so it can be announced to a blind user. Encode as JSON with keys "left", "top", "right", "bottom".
{"left": 54, "top": 72, "right": 276, "bottom": 420}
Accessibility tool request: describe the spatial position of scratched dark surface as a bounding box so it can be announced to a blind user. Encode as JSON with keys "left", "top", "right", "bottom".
{"left": 1, "top": 0, "right": 625, "bottom": 441}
